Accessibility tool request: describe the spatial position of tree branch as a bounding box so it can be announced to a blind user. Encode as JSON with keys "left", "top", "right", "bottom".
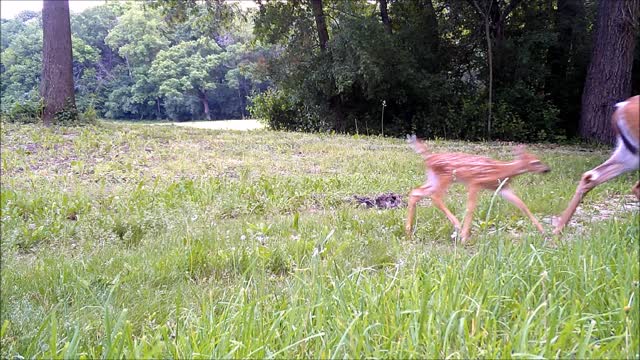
{"left": 500, "top": 0, "right": 522, "bottom": 23}
{"left": 467, "top": 0, "right": 484, "bottom": 16}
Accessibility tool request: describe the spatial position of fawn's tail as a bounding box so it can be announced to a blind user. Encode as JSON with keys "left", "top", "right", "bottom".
{"left": 407, "top": 134, "right": 429, "bottom": 159}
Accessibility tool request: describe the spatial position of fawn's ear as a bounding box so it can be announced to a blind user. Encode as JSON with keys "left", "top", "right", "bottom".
{"left": 512, "top": 144, "right": 526, "bottom": 156}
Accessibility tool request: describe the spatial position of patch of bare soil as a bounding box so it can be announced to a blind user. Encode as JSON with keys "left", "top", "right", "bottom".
{"left": 352, "top": 192, "right": 405, "bottom": 209}
{"left": 545, "top": 194, "right": 639, "bottom": 233}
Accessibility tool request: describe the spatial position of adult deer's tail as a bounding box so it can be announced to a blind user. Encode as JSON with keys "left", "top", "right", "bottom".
{"left": 407, "top": 134, "right": 429, "bottom": 159}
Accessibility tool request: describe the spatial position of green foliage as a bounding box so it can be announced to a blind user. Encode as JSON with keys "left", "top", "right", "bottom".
{"left": 53, "top": 99, "right": 81, "bottom": 126}
{"left": 81, "top": 103, "right": 98, "bottom": 123}
{"left": 249, "top": 0, "right": 607, "bottom": 141}
{"left": 1, "top": 0, "right": 634, "bottom": 137}
{"left": 1, "top": 2, "right": 268, "bottom": 123}
{"left": 250, "top": 88, "right": 307, "bottom": 130}
{"left": 1, "top": 94, "right": 43, "bottom": 124}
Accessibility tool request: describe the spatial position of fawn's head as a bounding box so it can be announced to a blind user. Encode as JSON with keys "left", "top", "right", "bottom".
{"left": 513, "top": 145, "right": 551, "bottom": 174}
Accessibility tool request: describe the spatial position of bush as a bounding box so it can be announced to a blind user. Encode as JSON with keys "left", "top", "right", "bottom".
{"left": 80, "top": 103, "right": 98, "bottom": 124}
{"left": 1, "top": 95, "right": 43, "bottom": 124}
{"left": 249, "top": 88, "right": 300, "bottom": 130}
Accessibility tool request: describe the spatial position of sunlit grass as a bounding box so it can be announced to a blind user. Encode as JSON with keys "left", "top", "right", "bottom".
{"left": 1, "top": 121, "right": 638, "bottom": 358}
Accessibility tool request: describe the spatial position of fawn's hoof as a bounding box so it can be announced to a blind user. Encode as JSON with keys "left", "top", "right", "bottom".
{"left": 405, "top": 228, "right": 413, "bottom": 239}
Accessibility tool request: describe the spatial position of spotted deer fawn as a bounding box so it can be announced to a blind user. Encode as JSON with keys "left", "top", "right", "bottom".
{"left": 554, "top": 95, "right": 640, "bottom": 235}
{"left": 406, "top": 136, "right": 551, "bottom": 243}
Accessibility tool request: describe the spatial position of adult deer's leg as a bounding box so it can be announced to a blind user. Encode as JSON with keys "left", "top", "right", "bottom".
{"left": 499, "top": 187, "right": 544, "bottom": 233}
{"left": 553, "top": 159, "right": 629, "bottom": 234}
{"left": 460, "top": 186, "right": 479, "bottom": 243}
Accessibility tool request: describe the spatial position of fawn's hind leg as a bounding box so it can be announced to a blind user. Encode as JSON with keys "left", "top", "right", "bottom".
{"left": 499, "top": 187, "right": 545, "bottom": 233}
{"left": 460, "top": 186, "right": 479, "bottom": 243}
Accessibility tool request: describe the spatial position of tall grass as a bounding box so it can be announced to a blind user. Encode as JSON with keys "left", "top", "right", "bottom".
{"left": 1, "top": 122, "right": 638, "bottom": 358}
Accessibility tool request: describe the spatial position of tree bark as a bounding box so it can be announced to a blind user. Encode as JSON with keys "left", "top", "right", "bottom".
{"left": 309, "top": 0, "right": 329, "bottom": 51}
{"left": 580, "top": 0, "right": 640, "bottom": 143}
{"left": 471, "top": 0, "right": 494, "bottom": 138}
{"left": 308, "top": 0, "right": 345, "bottom": 131}
{"left": 199, "top": 92, "right": 211, "bottom": 120}
{"left": 485, "top": 6, "right": 492, "bottom": 139}
{"left": 41, "top": 0, "right": 76, "bottom": 126}
{"left": 379, "top": 0, "right": 392, "bottom": 34}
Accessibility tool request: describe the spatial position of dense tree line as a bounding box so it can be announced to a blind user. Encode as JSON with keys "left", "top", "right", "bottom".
{"left": 1, "top": 2, "right": 269, "bottom": 122}
{"left": 248, "top": 0, "right": 639, "bottom": 142}
{"left": 1, "top": 0, "right": 639, "bottom": 142}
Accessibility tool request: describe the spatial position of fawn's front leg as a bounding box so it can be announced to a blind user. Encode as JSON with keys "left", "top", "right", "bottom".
{"left": 406, "top": 185, "right": 432, "bottom": 238}
{"left": 406, "top": 182, "right": 460, "bottom": 238}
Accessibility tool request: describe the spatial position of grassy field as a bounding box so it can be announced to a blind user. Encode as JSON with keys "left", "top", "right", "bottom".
{"left": 1, "top": 121, "right": 638, "bottom": 358}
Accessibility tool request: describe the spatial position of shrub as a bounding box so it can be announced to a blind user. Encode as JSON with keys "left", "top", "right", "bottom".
{"left": 249, "top": 88, "right": 300, "bottom": 130}
{"left": 1, "top": 95, "right": 43, "bottom": 124}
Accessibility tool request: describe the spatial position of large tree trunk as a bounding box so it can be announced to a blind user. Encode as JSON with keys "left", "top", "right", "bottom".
{"left": 41, "top": 0, "right": 76, "bottom": 126}
{"left": 309, "top": 0, "right": 329, "bottom": 51}
{"left": 379, "top": 0, "right": 392, "bottom": 34}
{"left": 308, "top": 0, "right": 345, "bottom": 131}
{"left": 580, "top": 0, "right": 640, "bottom": 143}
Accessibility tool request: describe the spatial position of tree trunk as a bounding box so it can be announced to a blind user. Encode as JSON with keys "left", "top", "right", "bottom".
{"left": 41, "top": 0, "right": 76, "bottom": 126}
{"left": 580, "top": 0, "right": 640, "bottom": 143}
{"left": 485, "top": 8, "right": 493, "bottom": 139}
{"left": 471, "top": 0, "right": 495, "bottom": 138}
{"left": 308, "top": 0, "right": 345, "bottom": 131}
{"left": 379, "top": 0, "right": 392, "bottom": 34}
{"left": 309, "top": 0, "right": 329, "bottom": 51}
{"left": 199, "top": 91, "right": 211, "bottom": 120}
{"left": 423, "top": 0, "right": 440, "bottom": 72}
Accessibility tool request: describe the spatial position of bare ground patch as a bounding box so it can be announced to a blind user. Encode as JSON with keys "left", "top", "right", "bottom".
{"left": 544, "top": 194, "right": 639, "bottom": 235}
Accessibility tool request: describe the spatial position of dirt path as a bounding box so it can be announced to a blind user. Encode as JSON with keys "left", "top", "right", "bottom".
{"left": 544, "top": 194, "right": 639, "bottom": 233}
{"left": 172, "top": 119, "right": 265, "bottom": 131}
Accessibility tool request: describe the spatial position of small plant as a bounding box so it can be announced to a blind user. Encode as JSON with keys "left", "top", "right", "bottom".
{"left": 112, "top": 218, "right": 145, "bottom": 248}
{"left": 81, "top": 103, "right": 98, "bottom": 124}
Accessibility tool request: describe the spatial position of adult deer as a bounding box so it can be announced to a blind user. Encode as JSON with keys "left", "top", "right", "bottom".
{"left": 406, "top": 136, "right": 551, "bottom": 243}
{"left": 554, "top": 95, "right": 640, "bottom": 235}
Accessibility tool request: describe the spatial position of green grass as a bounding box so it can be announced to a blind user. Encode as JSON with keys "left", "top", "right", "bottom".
{"left": 1, "top": 121, "right": 638, "bottom": 358}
